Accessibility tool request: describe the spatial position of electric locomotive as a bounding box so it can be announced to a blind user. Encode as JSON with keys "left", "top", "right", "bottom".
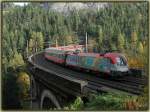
{"left": 66, "top": 52, "right": 129, "bottom": 76}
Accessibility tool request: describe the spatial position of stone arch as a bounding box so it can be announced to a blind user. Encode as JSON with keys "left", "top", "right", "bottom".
{"left": 40, "top": 89, "right": 61, "bottom": 109}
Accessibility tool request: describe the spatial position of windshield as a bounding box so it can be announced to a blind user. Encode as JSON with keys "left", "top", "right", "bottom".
{"left": 116, "top": 56, "right": 127, "bottom": 66}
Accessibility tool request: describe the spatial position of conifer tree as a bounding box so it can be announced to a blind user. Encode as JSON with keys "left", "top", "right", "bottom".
{"left": 131, "top": 31, "right": 138, "bottom": 53}
{"left": 117, "top": 33, "right": 125, "bottom": 50}
{"left": 97, "top": 26, "right": 103, "bottom": 52}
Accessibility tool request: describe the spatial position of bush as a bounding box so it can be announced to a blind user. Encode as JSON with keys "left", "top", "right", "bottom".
{"left": 63, "top": 97, "right": 84, "bottom": 110}
{"left": 2, "top": 72, "right": 22, "bottom": 110}
{"left": 63, "top": 92, "right": 148, "bottom": 111}
{"left": 85, "top": 93, "right": 126, "bottom": 110}
{"left": 85, "top": 92, "right": 148, "bottom": 111}
{"left": 17, "top": 72, "right": 30, "bottom": 100}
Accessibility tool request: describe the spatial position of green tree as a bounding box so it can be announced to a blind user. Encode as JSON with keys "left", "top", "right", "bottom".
{"left": 131, "top": 31, "right": 138, "bottom": 53}
{"left": 18, "top": 32, "right": 25, "bottom": 50}
{"left": 29, "top": 38, "right": 34, "bottom": 54}
{"left": 111, "top": 43, "right": 117, "bottom": 51}
{"left": 36, "top": 32, "right": 44, "bottom": 50}
{"left": 117, "top": 33, "right": 125, "bottom": 50}
{"left": 97, "top": 26, "right": 104, "bottom": 52}
{"left": 65, "top": 36, "right": 73, "bottom": 45}
{"left": 72, "top": 35, "right": 79, "bottom": 45}
{"left": 9, "top": 51, "right": 25, "bottom": 69}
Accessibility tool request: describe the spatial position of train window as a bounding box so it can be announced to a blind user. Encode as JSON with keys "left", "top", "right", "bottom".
{"left": 116, "top": 57, "right": 127, "bottom": 66}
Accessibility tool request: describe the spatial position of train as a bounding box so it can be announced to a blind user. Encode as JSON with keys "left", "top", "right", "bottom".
{"left": 44, "top": 45, "right": 129, "bottom": 76}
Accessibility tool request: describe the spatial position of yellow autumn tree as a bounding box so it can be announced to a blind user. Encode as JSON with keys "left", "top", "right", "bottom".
{"left": 137, "top": 42, "right": 144, "bottom": 54}
{"left": 17, "top": 72, "right": 30, "bottom": 99}
{"left": 28, "top": 31, "right": 44, "bottom": 54}
{"left": 131, "top": 31, "right": 138, "bottom": 43}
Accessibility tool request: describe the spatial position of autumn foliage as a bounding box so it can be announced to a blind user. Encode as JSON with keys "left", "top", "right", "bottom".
{"left": 126, "top": 55, "right": 144, "bottom": 69}
{"left": 17, "top": 72, "right": 30, "bottom": 99}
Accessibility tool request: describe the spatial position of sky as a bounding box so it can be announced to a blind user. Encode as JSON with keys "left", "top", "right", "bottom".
{"left": 13, "top": 2, "right": 28, "bottom": 6}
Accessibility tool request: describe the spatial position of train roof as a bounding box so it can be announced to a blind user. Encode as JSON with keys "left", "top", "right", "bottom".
{"left": 69, "top": 52, "right": 122, "bottom": 57}
{"left": 45, "top": 48, "right": 67, "bottom": 54}
{"left": 77, "top": 53, "right": 100, "bottom": 57}
{"left": 104, "top": 52, "right": 121, "bottom": 57}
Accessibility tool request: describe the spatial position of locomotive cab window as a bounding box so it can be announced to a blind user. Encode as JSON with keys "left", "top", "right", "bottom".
{"left": 116, "top": 56, "right": 127, "bottom": 66}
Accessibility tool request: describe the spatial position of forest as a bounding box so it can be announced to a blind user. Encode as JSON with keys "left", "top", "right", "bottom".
{"left": 2, "top": 2, "right": 148, "bottom": 110}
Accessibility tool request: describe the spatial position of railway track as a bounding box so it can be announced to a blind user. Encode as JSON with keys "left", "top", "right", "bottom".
{"left": 119, "top": 76, "right": 147, "bottom": 85}
{"left": 32, "top": 53, "right": 147, "bottom": 95}
{"left": 113, "top": 78, "right": 146, "bottom": 87}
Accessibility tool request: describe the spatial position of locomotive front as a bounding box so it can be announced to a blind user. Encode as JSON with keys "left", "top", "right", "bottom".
{"left": 104, "top": 53, "right": 129, "bottom": 76}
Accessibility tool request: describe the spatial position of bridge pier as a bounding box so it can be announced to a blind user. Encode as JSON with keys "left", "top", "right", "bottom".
{"left": 30, "top": 75, "right": 37, "bottom": 99}
{"left": 30, "top": 75, "right": 67, "bottom": 110}
{"left": 30, "top": 75, "right": 39, "bottom": 109}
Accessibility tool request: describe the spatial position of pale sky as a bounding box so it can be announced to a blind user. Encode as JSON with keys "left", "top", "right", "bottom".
{"left": 13, "top": 2, "right": 28, "bottom": 6}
